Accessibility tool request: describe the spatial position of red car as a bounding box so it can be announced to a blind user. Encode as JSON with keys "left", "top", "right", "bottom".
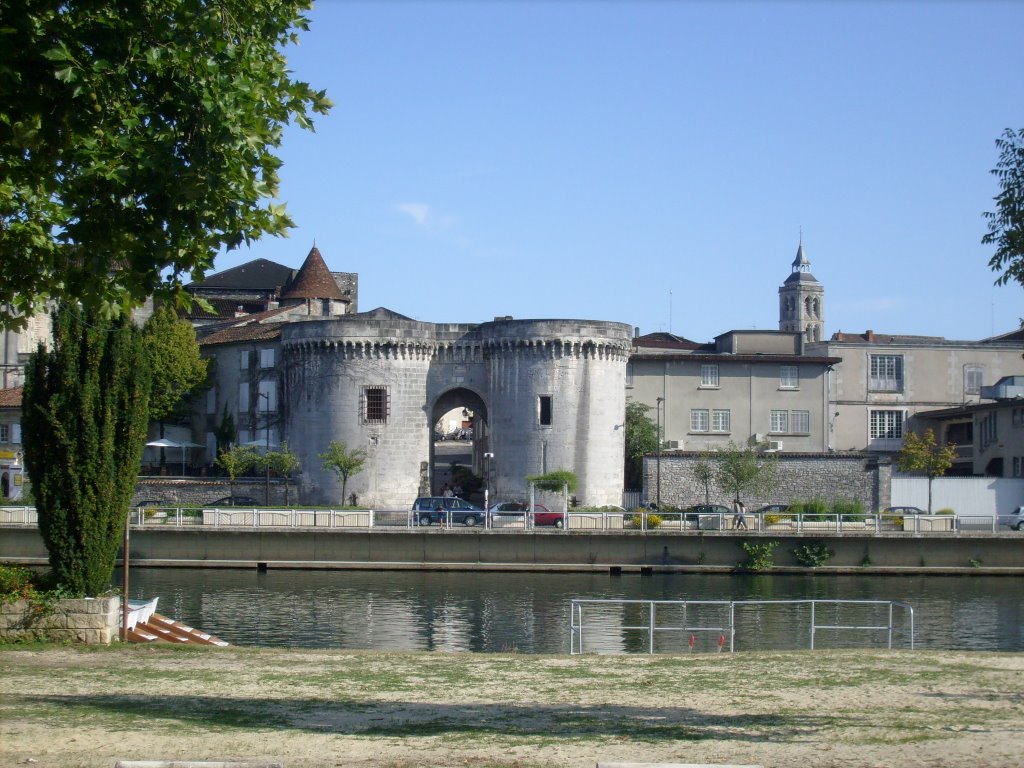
{"left": 489, "top": 501, "right": 565, "bottom": 528}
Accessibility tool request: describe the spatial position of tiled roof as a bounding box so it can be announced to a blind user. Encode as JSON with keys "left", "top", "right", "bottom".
{"left": 829, "top": 331, "right": 945, "bottom": 344}
{"left": 0, "top": 386, "right": 23, "bottom": 408}
{"left": 200, "top": 323, "right": 282, "bottom": 347}
{"left": 280, "top": 246, "right": 345, "bottom": 301}
{"left": 186, "top": 258, "right": 295, "bottom": 291}
{"left": 632, "top": 332, "right": 704, "bottom": 350}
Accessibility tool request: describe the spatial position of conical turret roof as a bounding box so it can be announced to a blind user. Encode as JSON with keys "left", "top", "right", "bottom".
{"left": 280, "top": 246, "right": 345, "bottom": 301}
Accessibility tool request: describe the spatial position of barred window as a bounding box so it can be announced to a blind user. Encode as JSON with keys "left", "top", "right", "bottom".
{"left": 700, "top": 364, "right": 719, "bottom": 387}
{"left": 964, "top": 365, "right": 984, "bottom": 396}
{"left": 770, "top": 410, "right": 788, "bottom": 433}
{"left": 690, "top": 409, "right": 710, "bottom": 432}
{"left": 792, "top": 410, "right": 810, "bottom": 433}
{"left": 869, "top": 354, "right": 903, "bottom": 392}
{"left": 869, "top": 410, "right": 903, "bottom": 440}
{"left": 780, "top": 365, "right": 799, "bottom": 389}
{"left": 711, "top": 409, "right": 731, "bottom": 433}
{"left": 363, "top": 386, "right": 389, "bottom": 424}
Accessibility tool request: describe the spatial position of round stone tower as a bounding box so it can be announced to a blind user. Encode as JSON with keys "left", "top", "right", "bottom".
{"left": 280, "top": 312, "right": 632, "bottom": 508}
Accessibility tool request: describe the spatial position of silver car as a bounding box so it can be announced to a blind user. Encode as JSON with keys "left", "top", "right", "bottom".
{"left": 997, "top": 506, "right": 1024, "bottom": 530}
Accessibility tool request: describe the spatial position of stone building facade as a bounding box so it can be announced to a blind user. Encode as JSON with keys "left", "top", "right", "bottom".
{"left": 188, "top": 247, "right": 633, "bottom": 508}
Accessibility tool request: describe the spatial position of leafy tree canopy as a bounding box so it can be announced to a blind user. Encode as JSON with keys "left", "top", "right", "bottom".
{"left": 712, "top": 441, "right": 778, "bottom": 502}
{"left": 984, "top": 128, "right": 1024, "bottom": 288}
{"left": 527, "top": 469, "right": 578, "bottom": 494}
{"left": 624, "top": 399, "right": 657, "bottom": 488}
{"left": 0, "top": 0, "right": 331, "bottom": 329}
{"left": 320, "top": 440, "right": 366, "bottom": 503}
{"left": 142, "top": 305, "right": 208, "bottom": 423}
{"left": 895, "top": 428, "right": 957, "bottom": 478}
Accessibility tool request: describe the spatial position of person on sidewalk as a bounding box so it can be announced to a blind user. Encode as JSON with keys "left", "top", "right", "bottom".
{"left": 733, "top": 498, "right": 747, "bottom": 530}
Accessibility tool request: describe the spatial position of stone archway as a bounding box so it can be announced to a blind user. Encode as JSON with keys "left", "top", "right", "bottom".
{"left": 429, "top": 387, "right": 489, "bottom": 501}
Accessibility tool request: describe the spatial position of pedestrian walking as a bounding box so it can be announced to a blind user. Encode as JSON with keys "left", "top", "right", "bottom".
{"left": 733, "top": 498, "right": 747, "bottom": 530}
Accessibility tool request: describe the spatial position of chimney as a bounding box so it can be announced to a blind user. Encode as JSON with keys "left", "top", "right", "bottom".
{"left": 634, "top": 327, "right": 640, "bottom": 338}
{"left": 866, "top": 329, "right": 875, "bottom": 342}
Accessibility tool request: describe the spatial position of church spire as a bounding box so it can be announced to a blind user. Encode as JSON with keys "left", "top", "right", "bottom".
{"left": 778, "top": 236, "right": 825, "bottom": 343}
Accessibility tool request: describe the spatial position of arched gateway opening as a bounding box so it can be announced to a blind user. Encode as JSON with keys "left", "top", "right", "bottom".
{"left": 429, "top": 388, "right": 489, "bottom": 504}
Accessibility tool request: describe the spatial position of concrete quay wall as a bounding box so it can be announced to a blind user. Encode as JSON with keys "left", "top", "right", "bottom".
{"left": 2, "top": 526, "right": 1020, "bottom": 572}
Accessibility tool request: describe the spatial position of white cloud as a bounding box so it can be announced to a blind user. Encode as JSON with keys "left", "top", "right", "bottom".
{"left": 395, "top": 202, "right": 431, "bottom": 227}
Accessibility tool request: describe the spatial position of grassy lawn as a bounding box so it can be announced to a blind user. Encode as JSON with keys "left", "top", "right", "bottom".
{"left": 1, "top": 645, "right": 1021, "bottom": 768}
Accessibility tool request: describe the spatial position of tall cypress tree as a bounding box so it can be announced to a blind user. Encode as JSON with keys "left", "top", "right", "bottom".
{"left": 22, "top": 305, "right": 151, "bottom": 596}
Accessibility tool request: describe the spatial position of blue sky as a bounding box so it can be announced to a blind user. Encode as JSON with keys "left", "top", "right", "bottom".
{"left": 215, "top": 0, "right": 1024, "bottom": 342}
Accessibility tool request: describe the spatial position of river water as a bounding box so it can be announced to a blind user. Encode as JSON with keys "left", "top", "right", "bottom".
{"left": 120, "top": 568, "right": 1024, "bottom": 653}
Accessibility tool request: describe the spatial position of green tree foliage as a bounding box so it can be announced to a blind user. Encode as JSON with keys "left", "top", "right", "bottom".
{"left": 261, "top": 441, "right": 300, "bottom": 505}
{"left": 213, "top": 405, "right": 236, "bottom": 458}
{"left": 142, "top": 305, "right": 208, "bottom": 426}
{"left": 216, "top": 444, "right": 258, "bottom": 498}
{"left": 0, "top": 1, "right": 332, "bottom": 329}
{"left": 320, "top": 441, "right": 366, "bottom": 505}
{"left": 895, "top": 428, "right": 957, "bottom": 513}
{"left": 711, "top": 441, "right": 778, "bottom": 504}
{"left": 624, "top": 399, "right": 657, "bottom": 489}
{"left": 21, "top": 305, "right": 151, "bottom": 596}
{"left": 691, "top": 453, "right": 715, "bottom": 504}
{"left": 527, "top": 469, "right": 578, "bottom": 494}
{"left": 984, "top": 128, "right": 1024, "bottom": 287}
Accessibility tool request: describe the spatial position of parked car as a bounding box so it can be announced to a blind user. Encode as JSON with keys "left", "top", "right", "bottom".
{"left": 689, "top": 504, "right": 732, "bottom": 516}
{"left": 753, "top": 504, "right": 790, "bottom": 515}
{"left": 489, "top": 501, "right": 565, "bottom": 528}
{"left": 997, "top": 506, "right": 1024, "bottom": 530}
{"left": 209, "top": 495, "right": 258, "bottom": 507}
{"left": 882, "top": 506, "right": 925, "bottom": 515}
{"left": 411, "top": 496, "right": 484, "bottom": 526}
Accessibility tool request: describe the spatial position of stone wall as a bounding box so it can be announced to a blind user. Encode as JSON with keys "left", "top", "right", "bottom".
{"left": 0, "top": 596, "right": 120, "bottom": 644}
{"left": 132, "top": 478, "right": 288, "bottom": 508}
{"left": 645, "top": 451, "right": 893, "bottom": 511}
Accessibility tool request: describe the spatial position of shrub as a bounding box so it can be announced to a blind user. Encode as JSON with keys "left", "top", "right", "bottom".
{"left": 791, "top": 498, "right": 829, "bottom": 521}
{"left": 738, "top": 540, "right": 778, "bottom": 571}
{"left": 936, "top": 508, "right": 955, "bottom": 516}
{"left": 792, "top": 541, "right": 833, "bottom": 567}
{"left": 833, "top": 498, "right": 866, "bottom": 521}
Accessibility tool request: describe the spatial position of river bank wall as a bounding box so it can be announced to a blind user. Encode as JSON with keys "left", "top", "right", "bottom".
{"left": 2, "top": 525, "right": 1020, "bottom": 574}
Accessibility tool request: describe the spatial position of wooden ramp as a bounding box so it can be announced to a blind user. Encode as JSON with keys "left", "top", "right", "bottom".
{"left": 125, "top": 612, "right": 229, "bottom": 647}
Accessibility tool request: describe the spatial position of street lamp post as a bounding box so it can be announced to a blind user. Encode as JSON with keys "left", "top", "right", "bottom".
{"left": 483, "top": 452, "right": 494, "bottom": 516}
{"left": 655, "top": 397, "right": 664, "bottom": 510}
{"left": 258, "top": 391, "right": 271, "bottom": 506}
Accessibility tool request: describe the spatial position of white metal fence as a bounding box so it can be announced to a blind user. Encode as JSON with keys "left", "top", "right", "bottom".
{"left": 0, "top": 504, "right": 1015, "bottom": 533}
{"left": 569, "top": 598, "right": 915, "bottom": 654}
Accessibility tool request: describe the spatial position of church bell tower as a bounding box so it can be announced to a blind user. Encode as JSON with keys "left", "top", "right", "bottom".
{"left": 778, "top": 239, "right": 824, "bottom": 342}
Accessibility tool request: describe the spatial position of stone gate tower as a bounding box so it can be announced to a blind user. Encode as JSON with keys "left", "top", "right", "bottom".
{"left": 778, "top": 240, "right": 824, "bottom": 342}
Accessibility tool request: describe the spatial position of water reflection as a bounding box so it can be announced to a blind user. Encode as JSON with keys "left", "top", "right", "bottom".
{"left": 119, "top": 568, "right": 1024, "bottom": 653}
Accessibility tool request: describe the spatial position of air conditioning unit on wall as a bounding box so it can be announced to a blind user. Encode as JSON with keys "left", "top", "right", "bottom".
{"left": 753, "top": 433, "right": 766, "bottom": 443}
{"left": 664, "top": 440, "right": 680, "bottom": 449}
{"left": 766, "top": 440, "right": 783, "bottom": 452}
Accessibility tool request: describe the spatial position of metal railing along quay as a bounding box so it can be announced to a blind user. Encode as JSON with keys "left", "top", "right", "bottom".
{"left": 569, "top": 598, "right": 915, "bottom": 654}
{"left": 0, "top": 505, "right": 1014, "bottom": 534}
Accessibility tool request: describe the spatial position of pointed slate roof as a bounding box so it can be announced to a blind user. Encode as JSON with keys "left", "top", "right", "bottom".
{"left": 280, "top": 246, "right": 345, "bottom": 301}
{"left": 784, "top": 242, "right": 819, "bottom": 284}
